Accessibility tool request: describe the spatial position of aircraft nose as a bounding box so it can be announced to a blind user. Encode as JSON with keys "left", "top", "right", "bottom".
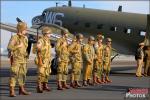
{"left": 32, "top": 15, "right": 43, "bottom": 25}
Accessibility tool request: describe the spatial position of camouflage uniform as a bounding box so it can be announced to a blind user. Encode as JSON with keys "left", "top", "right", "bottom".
{"left": 35, "top": 27, "right": 52, "bottom": 93}
{"left": 55, "top": 31, "right": 70, "bottom": 90}
{"left": 69, "top": 34, "right": 83, "bottom": 88}
{"left": 68, "top": 37, "right": 76, "bottom": 85}
{"left": 83, "top": 36, "right": 95, "bottom": 86}
{"left": 93, "top": 34, "right": 104, "bottom": 84}
{"left": 37, "top": 37, "right": 51, "bottom": 82}
{"left": 103, "top": 38, "right": 112, "bottom": 83}
{"left": 144, "top": 47, "right": 150, "bottom": 76}
{"left": 94, "top": 44, "right": 104, "bottom": 84}
{"left": 136, "top": 42, "right": 144, "bottom": 77}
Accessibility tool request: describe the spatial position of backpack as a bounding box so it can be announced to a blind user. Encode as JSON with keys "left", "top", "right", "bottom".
{"left": 135, "top": 48, "right": 142, "bottom": 60}
{"left": 51, "top": 56, "right": 58, "bottom": 75}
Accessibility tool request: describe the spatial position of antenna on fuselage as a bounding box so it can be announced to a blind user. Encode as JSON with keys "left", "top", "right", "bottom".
{"left": 56, "top": 2, "right": 62, "bottom": 7}
{"left": 56, "top": 2, "right": 58, "bottom": 7}
{"left": 83, "top": 4, "right": 85, "bottom": 8}
{"left": 118, "top": 5, "right": 122, "bottom": 12}
{"left": 68, "top": 0, "right": 72, "bottom": 7}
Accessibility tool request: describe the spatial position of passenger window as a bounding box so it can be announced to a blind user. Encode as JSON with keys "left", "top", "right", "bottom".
{"left": 74, "top": 21, "right": 79, "bottom": 25}
{"left": 97, "top": 24, "right": 103, "bottom": 29}
{"left": 85, "top": 23, "right": 90, "bottom": 28}
{"left": 42, "top": 11, "right": 46, "bottom": 17}
{"left": 140, "top": 31, "right": 146, "bottom": 36}
{"left": 124, "top": 28, "right": 132, "bottom": 34}
{"left": 110, "top": 26, "right": 117, "bottom": 31}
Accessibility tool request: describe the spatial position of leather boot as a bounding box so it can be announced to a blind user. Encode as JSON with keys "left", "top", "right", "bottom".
{"left": 87, "top": 79, "right": 94, "bottom": 86}
{"left": 57, "top": 81, "right": 63, "bottom": 90}
{"left": 43, "top": 82, "right": 51, "bottom": 91}
{"left": 93, "top": 75, "right": 99, "bottom": 85}
{"left": 101, "top": 76, "right": 106, "bottom": 83}
{"left": 19, "top": 85, "right": 31, "bottom": 95}
{"left": 37, "top": 82, "right": 43, "bottom": 93}
{"left": 70, "top": 81, "right": 76, "bottom": 88}
{"left": 97, "top": 78, "right": 103, "bottom": 84}
{"left": 9, "top": 86, "right": 16, "bottom": 97}
{"left": 82, "top": 80, "right": 88, "bottom": 86}
{"left": 105, "top": 77, "right": 112, "bottom": 83}
{"left": 62, "top": 81, "right": 70, "bottom": 89}
{"left": 75, "top": 81, "right": 82, "bottom": 87}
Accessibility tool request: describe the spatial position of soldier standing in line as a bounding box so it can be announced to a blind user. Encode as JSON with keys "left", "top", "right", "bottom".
{"left": 82, "top": 36, "right": 95, "bottom": 86}
{"left": 68, "top": 36, "right": 77, "bottom": 88}
{"left": 7, "top": 22, "right": 31, "bottom": 97}
{"left": 69, "top": 34, "right": 84, "bottom": 88}
{"left": 35, "top": 26, "right": 52, "bottom": 93}
{"left": 55, "top": 29, "right": 70, "bottom": 90}
{"left": 135, "top": 42, "right": 145, "bottom": 77}
{"left": 93, "top": 34, "right": 104, "bottom": 85}
{"left": 144, "top": 46, "right": 150, "bottom": 76}
{"left": 103, "top": 38, "right": 112, "bottom": 83}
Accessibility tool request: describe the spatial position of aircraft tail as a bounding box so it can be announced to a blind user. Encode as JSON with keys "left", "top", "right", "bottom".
{"left": 144, "top": 14, "right": 150, "bottom": 46}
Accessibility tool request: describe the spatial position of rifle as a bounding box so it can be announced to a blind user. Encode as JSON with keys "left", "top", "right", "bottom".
{"left": 16, "top": 17, "right": 22, "bottom": 22}
{"left": 8, "top": 49, "right": 13, "bottom": 65}
{"left": 37, "top": 49, "right": 43, "bottom": 66}
{"left": 36, "top": 26, "right": 43, "bottom": 66}
{"left": 111, "top": 53, "right": 119, "bottom": 62}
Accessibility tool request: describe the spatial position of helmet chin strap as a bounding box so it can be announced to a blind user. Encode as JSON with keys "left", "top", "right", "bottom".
{"left": 44, "top": 34, "right": 51, "bottom": 39}
{"left": 18, "top": 32, "right": 27, "bottom": 39}
{"left": 47, "top": 34, "right": 51, "bottom": 38}
{"left": 19, "top": 33, "right": 24, "bottom": 37}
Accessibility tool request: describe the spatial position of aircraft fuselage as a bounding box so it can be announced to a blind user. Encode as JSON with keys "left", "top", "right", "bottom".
{"left": 32, "top": 7, "right": 148, "bottom": 55}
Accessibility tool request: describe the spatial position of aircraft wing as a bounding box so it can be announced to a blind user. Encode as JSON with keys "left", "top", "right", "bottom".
{"left": 1, "top": 22, "right": 38, "bottom": 36}
{"left": 0, "top": 22, "right": 73, "bottom": 42}
{"left": 0, "top": 22, "right": 74, "bottom": 56}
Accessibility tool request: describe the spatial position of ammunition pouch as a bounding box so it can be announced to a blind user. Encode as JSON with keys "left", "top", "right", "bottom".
{"left": 63, "top": 70, "right": 68, "bottom": 75}
{"left": 10, "top": 56, "right": 13, "bottom": 65}
{"left": 73, "top": 69, "right": 80, "bottom": 75}
{"left": 34, "top": 57, "right": 39, "bottom": 65}
{"left": 32, "top": 43, "right": 37, "bottom": 54}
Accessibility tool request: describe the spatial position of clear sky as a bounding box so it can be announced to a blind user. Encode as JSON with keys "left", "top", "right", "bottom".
{"left": 1, "top": 0, "right": 150, "bottom": 49}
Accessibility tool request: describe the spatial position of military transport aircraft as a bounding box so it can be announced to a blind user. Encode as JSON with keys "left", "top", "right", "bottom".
{"left": 1, "top": 0, "right": 150, "bottom": 56}
{"left": 31, "top": 1, "right": 150, "bottom": 55}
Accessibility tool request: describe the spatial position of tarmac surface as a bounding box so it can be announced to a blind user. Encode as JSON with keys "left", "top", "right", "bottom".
{"left": 0, "top": 60, "right": 150, "bottom": 100}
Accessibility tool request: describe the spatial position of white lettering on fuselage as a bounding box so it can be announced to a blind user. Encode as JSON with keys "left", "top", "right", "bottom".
{"left": 44, "top": 11, "right": 64, "bottom": 26}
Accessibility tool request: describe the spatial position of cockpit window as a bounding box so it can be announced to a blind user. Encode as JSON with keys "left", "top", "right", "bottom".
{"left": 42, "top": 11, "right": 46, "bottom": 17}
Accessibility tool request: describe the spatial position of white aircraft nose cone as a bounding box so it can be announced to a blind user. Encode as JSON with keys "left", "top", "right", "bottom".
{"left": 1, "top": 48, "right": 4, "bottom": 53}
